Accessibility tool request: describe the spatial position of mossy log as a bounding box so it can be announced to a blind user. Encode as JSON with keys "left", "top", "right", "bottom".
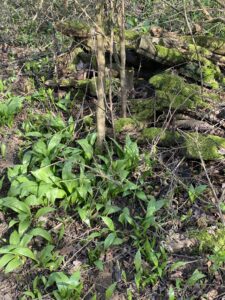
{"left": 114, "top": 119, "right": 225, "bottom": 160}
{"left": 129, "top": 73, "right": 224, "bottom": 123}
{"left": 54, "top": 22, "right": 225, "bottom": 160}
{"left": 142, "top": 128, "right": 225, "bottom": 160}
{"left": 137, "top": 34, "right": 224, "bottom": 88}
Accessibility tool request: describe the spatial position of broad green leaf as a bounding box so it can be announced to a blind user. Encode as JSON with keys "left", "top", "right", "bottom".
{"left": 20, "top": 180, "right": 39, "bottom": 197}
{"left": 94, "top": 260, "right": 104, "bottom": 271}
{"left": 77, "top": 139, "right": 93, "bottom": 160}
{"left": 77, "top": 184, "right": 88, "bottom": 199}
{"left": 69, "top": 271, "right": 81, "bottom": 287}
{"left": 136, "top": 191, "right": 148, "bottom": 201}
{"left": 170, "top": 261, "right": 188, "bottom": 272}
{"left": 104, "top": 233, "right": 116, "bottom": 249}
{"left": 29, "top": 228, "right": 52, "bottom": 243}
{"left": 2, "top": 197, "right": 30, "bottom": 215}
{"left": 168, "top": 286, "right": 175, "bottom": 300}
{"left": 37, "top": 182, "right": 54, "bottom": 198}
{"left": 25, "top": 131, "right": 43, "bottom": 137}
{"left": 101, "top": 216, "right": 115, "bottom": 232}
{"left": 35, "top": 207, "right": 55, "bottom": 219}
{"left": 31, "top": 166, "right": 55, "bottom": 183}
{"left": 78, "top": 207, "right": 91, "bottom": 227}
{"left": 46, "top": 272, "right": 68, "bottom": 288}
{"left": 5, "top": 257, "right": 23, "bottom": 273}
{"left": 20, "top": 234, "right": 33, "bottom": 247}
{"left": 146, "top": 197, "right": 165, "bottom": 217}
{"left": 46, "top": 188, "right": 66, "bottom": 204}
{"left": 23, "top": 291, "right": 36, "bottom": 299}
{"left": 0, "top": 175, "right": 5, "bottom": 190}
{"left": 25, "top": 195, "right": 42, "bottom": 206}
{"left": 105, "top": 282, "right": 117, "bottom": 300}
{"left": 104, "top": 205, "right": 121, "bottom": 215}
{"left": 134, "top": 250, "right": 142, "bottom": 271}
{"left": 48, "top": 133, "right": 62, "bottom": 153}
{"left": 0, "top": 254, "right": 15, "bottom": 269}
{"left": 33, "top": 140, "right": 48, "bottom": 156}
{"left": 9, "top": 231, "right": 20, "bottom": 245}
{"left": 0, "top": 245, "right": 16, "bottom": 254}
{"left": 12, "top": 247, "right": 37, "bottom": 261}
{"left": 62, "top": 161, "right": 75, "bottom": 180}
{"left": 18, "top": 217, "right": 31, "bottom": 235}
{"left": 112, "top": 237, "right": 124, "bottom": 245}
{"left": 87, "top": 232, "right": 101, "bottom": 241}
{"left": 8, "top": 219, "right": 19, "bottom": 228}
{"left": 187, "top": 269, "right": 206, "bottom": 286}
{"left": 0, "top": 143, "right": 6, "bottom": 158}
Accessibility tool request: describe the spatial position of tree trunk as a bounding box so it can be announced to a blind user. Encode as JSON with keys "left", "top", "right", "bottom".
{"left": 96, "top": 2, "right": 106, "bottom": 151}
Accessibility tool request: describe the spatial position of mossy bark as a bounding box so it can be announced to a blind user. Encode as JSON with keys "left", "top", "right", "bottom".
{"left": 141, "top": 128, "right": 225, "bottom": 160}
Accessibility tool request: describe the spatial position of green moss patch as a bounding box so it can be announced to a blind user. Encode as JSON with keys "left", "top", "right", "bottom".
{"left": 141, "top": 127, "right": 225, "bottom": 160}
{"left": 115, "top": 118, "right": 140, "bottom": 133}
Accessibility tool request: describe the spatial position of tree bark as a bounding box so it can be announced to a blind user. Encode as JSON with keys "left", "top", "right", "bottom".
{"left": 120, "top": 0, "right": 127, "bottom": 117}
{"left": 96, "top": 2, "right": 106, "bottom": 151}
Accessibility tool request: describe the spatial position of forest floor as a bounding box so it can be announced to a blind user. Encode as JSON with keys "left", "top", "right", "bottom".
{"left": 0, "top": 45, "right": 225, "bottom": 300}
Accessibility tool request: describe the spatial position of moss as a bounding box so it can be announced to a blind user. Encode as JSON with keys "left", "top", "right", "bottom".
{"left": 115, "top": 118, "right": 139, "bottom": 133}
{"left": 149, "top": 73, "right": 205, "bottom": 109}
{"left": 188, "top": 44, "right": 211, "bottom": 57}
{"left": 180, "top": 55, "right": 222, "bottom": 88}
{"left": 59, "top": 78, "right": 76, "bottom": 87}
{"left": 129, "top": 73, "right": 213, "bottom": 122}
{"left": 150, "top": 73, "right": 199, "bottom": 93}
{"left": 125, "top": 30, "right": 140, "bottom": 41}
{"left": 129, "top": 99, "right": 155, "bottom": 121}
{"left": 56, "top": 21, "right": 91, "bottom": 38}
{"left": 155, "top": 45, "right": 186, "bottom": 65}
{"left": 141, "top": 128, "right": 225, "bottom": 160}
{"left": 192, "top": 36, "right": 225, "bottom": 55}
{"left": 195, "top": 228, "right": 225, "bottom": 254}
{"left": 184, "top": 132, "right": 225, "bottom": 160}
{"left": 142, "top": 128, "right": 181, "bottom": 146}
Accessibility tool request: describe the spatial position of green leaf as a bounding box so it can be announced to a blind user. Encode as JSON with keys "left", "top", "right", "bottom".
{"left": 25, "top": 131, "right": 43, "bottom": 137}
{"left": 12, "top": 247, "right": 37, "bottom": 261}
{"left": 0, "top": 175, "right": 5, "bottom": 190}
{"left": 187, "top": 269, "right": 206, "bottom": 286}
{"left": 105, "top": 282, "right": 117, "bottom": 300}
{"left": 168, "top": 286, "right": 175, "bottom": 300}
{"left": 31, "top": 166, "right": 55, "bottom": 183}
{"left": 136, "top": 191, "right": 147, "bottom": 201}
{"left": 29, "top": 228, "right": 52, "bottom": 243}
{"left": 101, "top": 216, "right": 115, "bottom": 232}
{"left": 2, "top": 197, "right": 30, "bottom": 215}
{"left": 134, "top": 250, "right": 142, "bottom": 271}
{"left": 48, "top": 133, "right": 62, "bottom": 153}
{"left": 0, "top": 254, "right": 15, "bottom": 269}
{"left": 1, "top": 143, "right": 6, "bottom": 158}
{"left": 35, "top": 207, "right": 55, "bottom": 219}
{"left": 77, "top": 139, "right": 93, "bottom": 160}
{"left": 9, "top": 231, "right": 20, "bottom": 245}
{"left": 104, "top": 233, "right": 116, "bottom": 249}
{"left": 25, "top": 195, "right": 42, "bottom": 206}
{"left": 5, "top": 257, "right": 23, "bottom": 273}
{"left": 45, "top": 188, "right": 66, "bottom": 204}
{"left": 94, "top": 260, "right": 104, "bottom": 271}
{"left": 78, "top": 207, "right": 91, "bottom": 227}
{"left": 33, "top": 140, "right": 48, "bottom": 156}
{"left": 18, "top": 217, "right": 31, "bottom": 235}
{"left": 170, "top": 261, "right": 188, "bottom": 272}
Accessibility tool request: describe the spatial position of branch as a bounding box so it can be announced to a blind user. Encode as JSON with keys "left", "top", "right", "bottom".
{"left": 195, "top": 0, "right": 225, "bottom": 24}
{"left": 215, "top": 0, "right": 225, "bottom": 9}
